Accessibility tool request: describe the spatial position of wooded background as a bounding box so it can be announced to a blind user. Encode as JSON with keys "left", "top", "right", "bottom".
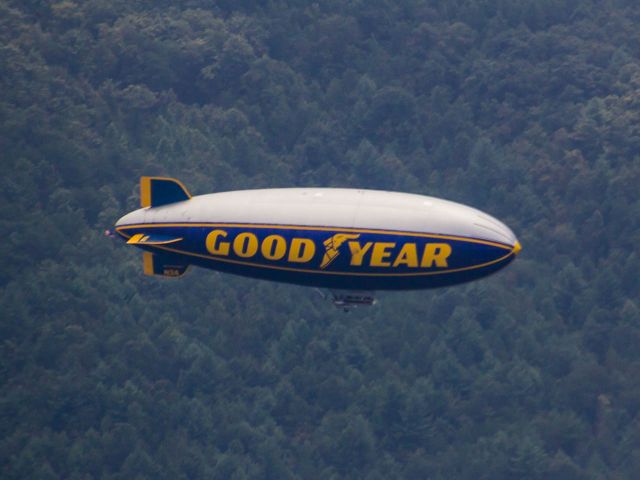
{"left": 1, "top": 1, "right": 639, "bottom": 478}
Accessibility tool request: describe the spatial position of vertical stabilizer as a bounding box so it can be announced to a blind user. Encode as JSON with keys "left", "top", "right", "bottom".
{"left": 140, "top": 176, "right": 191, "bottom": 208}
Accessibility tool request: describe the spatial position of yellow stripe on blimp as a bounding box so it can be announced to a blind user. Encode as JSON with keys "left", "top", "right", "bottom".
{"left": 117, "top": 223, "right": 518, "bottom": 277}
{"left": 116, "top": 222, "right": 513, "bottom": 250}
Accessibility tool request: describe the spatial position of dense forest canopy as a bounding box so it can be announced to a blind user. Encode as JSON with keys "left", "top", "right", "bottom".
{"left": 1, "top": 0, "right": 639, "bottom": 478}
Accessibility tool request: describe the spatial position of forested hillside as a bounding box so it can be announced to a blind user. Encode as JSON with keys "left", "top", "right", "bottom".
{"left": 2, "top": 0, "right": 640, "bottom": 478}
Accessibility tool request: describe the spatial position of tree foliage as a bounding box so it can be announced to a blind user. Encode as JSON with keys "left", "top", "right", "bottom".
{"left": 2, "top": 0, "right": 640, "bottom": 478}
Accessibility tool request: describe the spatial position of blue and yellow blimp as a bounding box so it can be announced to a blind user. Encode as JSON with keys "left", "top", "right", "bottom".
{"left": 115, "top": 177, "right": 521, "bottom": 306}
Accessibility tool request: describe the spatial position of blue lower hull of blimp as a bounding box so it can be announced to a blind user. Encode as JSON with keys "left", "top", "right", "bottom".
{"left": 116, "top": 222, "right": 517, "bottom": 291}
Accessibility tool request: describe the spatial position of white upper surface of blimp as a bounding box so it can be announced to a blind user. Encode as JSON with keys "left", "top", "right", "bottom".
{"left": 116, "top": 188, "right": 518, "bottom": 247}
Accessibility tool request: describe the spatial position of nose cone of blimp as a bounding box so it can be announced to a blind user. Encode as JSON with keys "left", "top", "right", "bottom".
{"left": 471, "top": 209, "right": 521, "bottom": 254}
{"left": 470, "top": 209, "right": 521, "bottom": 255}
{"left": 427, "top": 197, "right": 521, "bottom": 255}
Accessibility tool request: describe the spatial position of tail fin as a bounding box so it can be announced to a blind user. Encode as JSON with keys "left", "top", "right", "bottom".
{"left": 143, "top": 252, "right": 189, "bottom": 277}
{"left": 140, "top": 176, "right": 191, "bottom": 208}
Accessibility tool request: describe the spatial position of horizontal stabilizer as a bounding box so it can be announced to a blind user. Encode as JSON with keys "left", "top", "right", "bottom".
{"left": 141, "top": 176, "right": 191, "bottom": 208}
{"left": 127, "top": 233, "right": 183, "bottom": 245}
{"left": 143, "top": 252, "right": 189, "bottom": 278}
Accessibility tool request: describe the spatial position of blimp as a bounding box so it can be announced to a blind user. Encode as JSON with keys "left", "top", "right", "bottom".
{"left": 114, "top": 177, "right": 521, "bottom": 308}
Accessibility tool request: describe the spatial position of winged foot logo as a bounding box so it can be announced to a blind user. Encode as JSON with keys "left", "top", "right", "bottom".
{"left": 204, "top": 229, "right": 452, "bottom": 269}
{"left": 320, "top": 233, "right": 361, "bottom": 269}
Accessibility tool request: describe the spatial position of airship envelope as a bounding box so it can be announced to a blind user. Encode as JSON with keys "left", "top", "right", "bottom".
{"left": 115, "top": 177, "right": 521, "bottom": 307}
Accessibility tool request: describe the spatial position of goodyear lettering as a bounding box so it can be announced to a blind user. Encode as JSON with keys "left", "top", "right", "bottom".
{"left": 421, "top": 243, "right": 452, "bottom": 267}
{"left": 204, "top": 229, "right": 452, "bottom": 269}
{"left": 205, "top": 230, "right": 230, "bottom": 255}
{"left": 288, "top": 238, "right": 315, "bottom": 263}
{"left": 262, "top": 234, "right": 287, "bottom": 260}
{"left": 370, "top": 242, "right": 396, "bottom": 267}
{"left": 392, "top": 243, "right": 419, "bottom": 267}
{"left": 233, "top": 232, "right": 258, "bottom": 257}
{"left": 347, "top": 241, "right": 373, "bottom": 266}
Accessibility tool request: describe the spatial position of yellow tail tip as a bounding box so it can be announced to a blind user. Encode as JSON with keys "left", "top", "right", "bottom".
{"left": 513, "top": 241, "right": 522, "bottom": 255}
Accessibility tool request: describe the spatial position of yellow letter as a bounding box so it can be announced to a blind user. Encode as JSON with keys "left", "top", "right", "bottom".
{"left": 288, "top": 238, "right": 315, "bottom": 263}
{"left": 261, "top": 234, "right": 287, "bottom": 261}
{"left": 392, "top": 243, "right": 418, "bottom": 267}
{"left": 205, "top": 230, "right": 230, "bottom": 256}
{"left": 421, "top": 243, "right": 452, "bottom": 267}
{"left": 370, "top": 242, "right": 396, "bottom": 267}
{"left": 233, "top": 232, "right": 258, "bottom": 258}
{"left": 348, "top": 241, "right": 373, "bottom": 266}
